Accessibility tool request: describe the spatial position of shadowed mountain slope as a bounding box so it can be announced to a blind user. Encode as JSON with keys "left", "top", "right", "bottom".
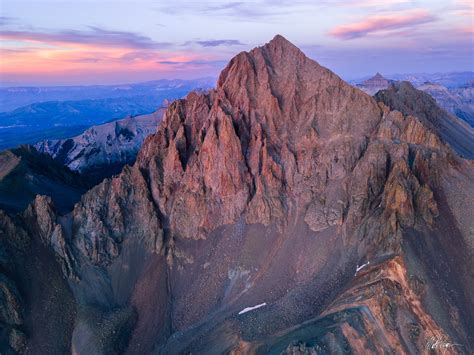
{"left": 375, "top": 81, "right": 474, "bottom": 159}
{"left": 0, "top": 146, "right": 90, "bottom": 214}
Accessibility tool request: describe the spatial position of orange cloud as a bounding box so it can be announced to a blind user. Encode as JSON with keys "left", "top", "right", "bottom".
{"left": 330, "top": 10, "right": 436, "bottom": 39}
{"left": 0, "top": 26, "right": 226, "bottom": 82}
{"left": 0, "top": 27, "right": 184, "bottom": 81}
{"left": 0, "top": 40, "right": 223, "bottom": 85}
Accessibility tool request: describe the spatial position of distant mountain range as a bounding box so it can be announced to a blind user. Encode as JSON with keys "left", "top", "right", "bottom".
{"left": 387, "top": 71, "right": 474, "bottom": 88}
{"left": 357, "top": 73, "right": 474, "bottom": 127}
{"left": 418, "top": 81, "right": 474, "bottom": 127}
{"left": 0, "top": 107, "right": 165, "bottom": 214}
{"left": 0, "top": 78, "right": 214, "bottom": 150}
{"left": 36, "top": 107, "right": 165, "bottom": 183}
{"left": 352, "top": 71, "right": 474, "bottom": 89}
{"left": 0, "top": 78, "right": 215, "bottom": 112}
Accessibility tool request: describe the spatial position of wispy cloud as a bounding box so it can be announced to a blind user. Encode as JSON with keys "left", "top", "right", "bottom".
{"left": 0, "top": 16, "right": 15, "bottom": 26}
{"left": 268, "top": 0, "right": 411, "bottom": 9}
{"left": 0, "top": 26, "right": 171, "bottom": 49}
{"left": 62, "top": 50, "right": 160, "bottom": 64}
{"left": 0, "top": 24, "right": 205, "bottom": 83}
{"left": 156, "top": 0, "right": 413, "bottom": 23}
{"left": 458, "top": 26, "right": 474, "bottom": 35}
{"left": 156, "top": 1, "right": 288, "bottom": 21}
{"left": 201, "top": 2, "right": 284, "bottom": 18}
{"left": 332, "top": 0, "right": 411, "bottom": 7}
{"left": 119, "top": 50, "right": 159, "bottom": 61}
{"left": 70, "top": 56, "right": 104, "bottom": 64}
{"left": 0, "top": 47, "right": 38, "bottom": 54}
{"left": 186, "top": 39, "right": 245, "bottom": 47}
{"left": 158, "top": 59, "right": 228, "bottom": 67}
{"left": 330, "top": 9, "right": 436, "bottom": 39}
{"left": 201, "top": 2, "right": 245, "bottom": 12}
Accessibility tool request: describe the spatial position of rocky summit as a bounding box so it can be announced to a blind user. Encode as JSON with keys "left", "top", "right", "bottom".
{"left": 1, "top": 35, "right": 473, "bottom": 354}
{"left": 357, "top": 72, "right": 392, "bottom": 95}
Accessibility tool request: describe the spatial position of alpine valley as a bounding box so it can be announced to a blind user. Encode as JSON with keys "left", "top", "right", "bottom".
{"left": 0, "top": 35, "right": 473, "bottom": 355}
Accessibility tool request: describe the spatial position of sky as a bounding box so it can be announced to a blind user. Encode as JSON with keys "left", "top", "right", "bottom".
{"left": 0, "top": 0, "right": 473, "bottom": 86}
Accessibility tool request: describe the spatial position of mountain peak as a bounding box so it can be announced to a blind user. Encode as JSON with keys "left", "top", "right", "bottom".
{"left": 216, "top": 34, "right": 380, "bottom": 139}
{"left": 358, "top": 72, "right": 391, "bottom": 94}
{"left": 261, "top": 34, "right": 303, "bottom": 57}
{"left": 267, "top": 34, "right": 294, "bottom": 47}
{"left": 217, "top": 34, "right": 302, "bottom": 86}
{"left": 366, "top": 72, "right": 388, "bottom": 82}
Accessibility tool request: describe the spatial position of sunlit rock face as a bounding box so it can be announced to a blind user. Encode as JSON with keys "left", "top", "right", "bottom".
{"left": 1, "top": 35, "right": 473, "bottom": 354}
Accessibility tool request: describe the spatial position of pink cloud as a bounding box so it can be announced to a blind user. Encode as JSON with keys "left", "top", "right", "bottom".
{"left": 0, "top": 27, "right": 170, "bottom": 49}
{"left": 455, "top": 0, "right": 474, "bottom": 15}
{"left": 336, "top": 0, "right": 411, "bottom": 8}
{"left": 330, "top": 10, "right": 436, "bottom": 40}
{"left": 457, "top": 0, "right": 473, "bottom": 6}
{"left": 459, "top": 26, "right": 474, "bottom": 34}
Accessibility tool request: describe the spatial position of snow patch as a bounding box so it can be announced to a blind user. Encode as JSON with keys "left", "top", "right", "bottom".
{"left": 238, "top": 302, "right": 267, "bottom": 315}
{"left": 355, "top": 261, "right": 370, "bottom": 276}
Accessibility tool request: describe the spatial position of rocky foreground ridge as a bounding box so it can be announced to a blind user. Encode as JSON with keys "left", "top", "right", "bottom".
{"left": 375, "top": 81, "right": 474, "bottom": 160}
{"left": 0, "top": 35, "right": 473, "bottom": 354}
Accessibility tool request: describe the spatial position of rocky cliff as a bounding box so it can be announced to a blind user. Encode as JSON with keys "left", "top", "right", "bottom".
{"left": 1, "top": 35, "right": 473, "bottom": 354}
